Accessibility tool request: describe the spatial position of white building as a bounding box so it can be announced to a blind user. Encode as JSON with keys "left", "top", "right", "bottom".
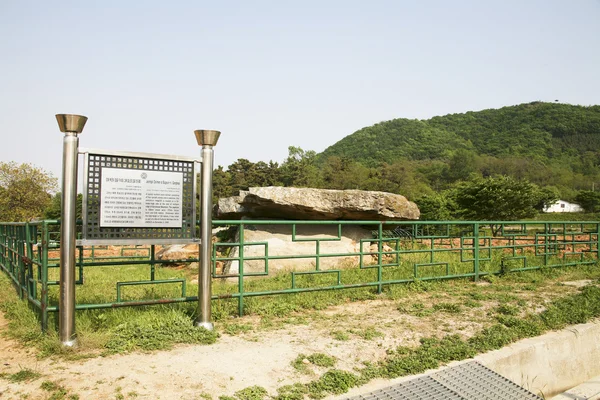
{"left": 543, "top": 200, "right": 584, "bottom": 213}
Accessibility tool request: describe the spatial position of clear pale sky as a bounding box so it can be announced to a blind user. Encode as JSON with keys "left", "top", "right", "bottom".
{"left": 1, "top": 1, "right": 599, "bottom": 182}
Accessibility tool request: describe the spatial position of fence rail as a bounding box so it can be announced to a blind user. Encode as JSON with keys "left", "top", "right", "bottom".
{"left": 1, "top": 220, "right": 598, "bottom": 332}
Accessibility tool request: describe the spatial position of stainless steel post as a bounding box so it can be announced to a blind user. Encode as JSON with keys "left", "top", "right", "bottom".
{"left": 56, "top": 114, "right": 87, "bottom": 346}
{"left": 193, "top": 129, "right": 220, "bottom": 330}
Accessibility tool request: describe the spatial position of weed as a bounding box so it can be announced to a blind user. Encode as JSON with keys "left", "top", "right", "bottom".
{"left": 223, "top": 323, "right": 253, "bottom": 335}
{"left": 291, "top": 354, "right": 310, "bottom": 373}
{"left": 331, "top": 330, "right": 350, "bottom": 341}
{"left": 356, "top": 327, "right": 384, "bottom": 340}
{"left": 464, "top": 299, "right": 482, "bottom": 308}
{"left": 275, "top": 383, "right": 308, "bottom": 400}
{"left": 307, "top": 353, "right": 336, "bottom": 368}
{"left": 433, "top": 302, "right": 462, "bottom": 314}
{"left": 103, "top": 310, "right": 218, "bottom": 353}
{"left": 496, "top": 304, "right": 519, "bottom": 316}
{"left": 0, "top": 367, "right": 41, "bottom": 382}
{"left": 356, "top": 362, "right": 381, "bottom": 385}
{"left": 307, "top": 369, "right": 358, "bottom": 398}
{"left": 234, "top": 386, "right": 268, "bottom": 400}
{"left": 41, "top": 381, "right": 61, "bottom": 391}
{"left": 40, "top": 380, "right": 69, "bottom": 400}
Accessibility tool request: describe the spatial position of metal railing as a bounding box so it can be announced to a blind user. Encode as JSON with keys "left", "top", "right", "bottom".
{"left": 212, "top": 220, "right": 599, "bottom": 316}
{"left": 1, "top": 220, "right": 598, "bottom": 332}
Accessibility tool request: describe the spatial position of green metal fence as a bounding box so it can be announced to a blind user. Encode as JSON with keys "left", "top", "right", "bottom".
{"left": 1, "top": 219, "right": 598, "bottom": 332}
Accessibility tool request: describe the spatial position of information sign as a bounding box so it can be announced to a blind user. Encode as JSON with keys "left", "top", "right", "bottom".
{"left": 79, "top": 149, "right": 199, "bottom": 245}
{"left": 99, "top": 168, "right": 183, "bottom": 228}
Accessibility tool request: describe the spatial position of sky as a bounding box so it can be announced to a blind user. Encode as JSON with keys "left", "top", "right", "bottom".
{"left": 1, "top": 0, "right": 599, "bottom": 182}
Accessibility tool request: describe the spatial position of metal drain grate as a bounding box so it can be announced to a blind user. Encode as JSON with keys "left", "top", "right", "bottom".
{"left": 345, "top": 361, "right": 542, "bottom": 400}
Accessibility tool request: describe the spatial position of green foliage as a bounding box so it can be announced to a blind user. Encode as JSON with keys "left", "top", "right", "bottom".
{"left": 318, "top": 102, "right": 600, "bottom": 201}
{"left": 223, "top": 322, "right": 253, "bottom": 335}
{"left": 0, "top": 162, "right": 58, "bottom": 222}
{"left": 432, "top": 302, "right": 462, "bottom": 314}
{"left": 496, "top": 304, "right": 519, "bottom": 316}
{"left": 233, "top": 386, "right": 268, "bottom": 400}
{"left": 292, "top": 353, "right": 337, "bottom": 373}
{"left": 103, "top": 310, "right": 218, "bottom": 353}
{"left": 415, "top": 193, "right": 457, "bottom": 220}
{"left": 354, "top": 327, "right": 384, "bottom": 340}
{"left": 210, "top": 103, "right": 600, "bottom": 212}
{"left": 275, "top": 383, "right": 308, "bottom": 400}
{"left": 575, "top": 190, "right": 600, "bottom": 213}
{"left": 40, "top": 380, "right": 72, "bottom": 400}
{"left": 453, "top": 176, "right": 549, "bottom": 221}
{"left": 307, "top": 353, "right": 336, "bottom": 368}
{"left": 280, "top": 146, "right": 323, "bottom": 188}
{"left": 331, "top": 330, "right": 350, "bottom": 341}
{"left": 43, "top": 193, "right": 83, "bottom": 220}
{"left": 307, "top": 369, "right": 358, "bottom": 398}
{"left": 0, "top": 367, "right": 41, "bottom": 382}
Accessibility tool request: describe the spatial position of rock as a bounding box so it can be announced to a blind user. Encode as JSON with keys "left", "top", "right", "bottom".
{"left": 222, "top": 224, "right": 378, "bottom": 275}
{"left": 216, "top": 187, "right": 420, "bottom": 221}
{"left": 156, "top": 244, "right": 199, "bottom": 261}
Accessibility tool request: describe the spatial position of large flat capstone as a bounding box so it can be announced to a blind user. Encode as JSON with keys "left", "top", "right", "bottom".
{"left": 216, "top": 187, "right": 420, "bottom": 220}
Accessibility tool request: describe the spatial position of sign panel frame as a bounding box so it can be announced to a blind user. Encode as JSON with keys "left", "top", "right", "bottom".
{"left": 79, "top": 148, "right": 201, "bottom": 245}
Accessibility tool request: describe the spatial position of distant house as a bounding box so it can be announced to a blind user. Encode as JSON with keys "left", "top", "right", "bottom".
{"left": 543, "top": 200, "right": 584, "bottom": 213}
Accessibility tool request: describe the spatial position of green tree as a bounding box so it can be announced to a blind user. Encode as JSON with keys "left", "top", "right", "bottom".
{"left": 443, "top": 149, "right": 478, "bottom": 183}
{"left": 575, "top": 190, "right": 600, "bottom": 213}
{"left": 321, "top": 156, "right": 370, "bottom": 190}
{"left": 212, "top": 165, "right": 232, "bottom": 201}
{"left": 0, "top": 162, "right": 58, "bottom": 222}
{"left": 280, "top": 146, "right": 323, "bottom": 187}
{"left": 43, "top": 193, "right": 83, "bottom": 220}
{"left": 452, "top": 176, "right": 547, "bottom": 233}
{"left": 415, "top": 193, "right": 457, "bottom": 221}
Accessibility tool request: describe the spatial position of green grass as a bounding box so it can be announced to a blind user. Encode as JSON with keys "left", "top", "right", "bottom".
{"left": 40, "top": 380, "right": 74, "bottom": 400}
{"left": 0, "top": 367, "right": 42, "bottom": 382}
{"left": 233, "top": 386, "right": 268, "bottom": 400}
{"left": 1, "top": 242, "right": 600, "bottom": 359}
{"left": 292, "top": 353, "right": 336, "bottom": 373}
{"left": 354, "top": 327, "right": 384, "bottom": 340}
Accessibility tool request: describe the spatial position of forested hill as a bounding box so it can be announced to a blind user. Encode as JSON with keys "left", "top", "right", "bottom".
{"left": 320, "top": 102, "right": 600, "bottom": 166}
{"left": 209, "top": 102, "right": 600, "bottom": 213}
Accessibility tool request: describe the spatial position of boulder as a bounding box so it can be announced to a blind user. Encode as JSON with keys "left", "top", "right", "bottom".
{"left": 222, "top": 224, "right": 378, "bottom": 275}
{"left": 155, "top": 243, "right": 199, "bottom": 261}
{"left": 216, "top": 187, "right": 420, "bottom": 220}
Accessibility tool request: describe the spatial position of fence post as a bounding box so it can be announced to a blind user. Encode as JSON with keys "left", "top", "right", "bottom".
{"left": 56, "top": 114, "right": 87, "bottom": 347}
{"left": 40, "top": 221, "right": 49, "bottom": 332}
{"left": 597, "top": 223, "right": 600, "bottom": 262}
{"left": 473, "top": 222, "right": 480, "bottom": 281}
{"left": 194, "top": 130, "right": 221, "bottom": 330}
{"left": 377, "top": 223, "right": 383, "bottom": 294}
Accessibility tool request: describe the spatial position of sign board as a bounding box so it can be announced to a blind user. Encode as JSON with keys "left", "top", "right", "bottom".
{"left": 99, "top": 168, "right": 183, "bottom": 228}
{"left": 79, "top": 149, "right": 200, "bottom": 245}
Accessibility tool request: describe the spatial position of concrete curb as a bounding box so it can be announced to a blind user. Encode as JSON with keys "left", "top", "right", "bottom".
{"left": 477, "top": 320, "right": 600, "bottom": 398}
{"left": 332, "top": 320, "right": 600, "bottom": 400}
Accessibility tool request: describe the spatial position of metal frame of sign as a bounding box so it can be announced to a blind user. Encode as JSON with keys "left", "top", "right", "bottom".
{"left": 78, "top": 148, "right": 201, "bottom": 245}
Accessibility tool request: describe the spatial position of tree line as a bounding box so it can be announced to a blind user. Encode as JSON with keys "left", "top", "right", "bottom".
{"left": 2, "top": 102, "right": 600, "bottom": 222}
{"left": 3, "top": 151, "right": 600, "bottom": 223}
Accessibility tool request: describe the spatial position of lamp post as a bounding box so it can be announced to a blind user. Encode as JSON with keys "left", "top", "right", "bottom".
{"left": 55, "top": 114, "right": 87, "bottom": 346}
{"left": 194, "top": 129, "right": 220, "bottom": 330}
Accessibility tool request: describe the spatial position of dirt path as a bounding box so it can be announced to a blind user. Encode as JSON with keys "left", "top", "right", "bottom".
{"left": 0, "top": 300, "right": 412, "bottom": 400}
